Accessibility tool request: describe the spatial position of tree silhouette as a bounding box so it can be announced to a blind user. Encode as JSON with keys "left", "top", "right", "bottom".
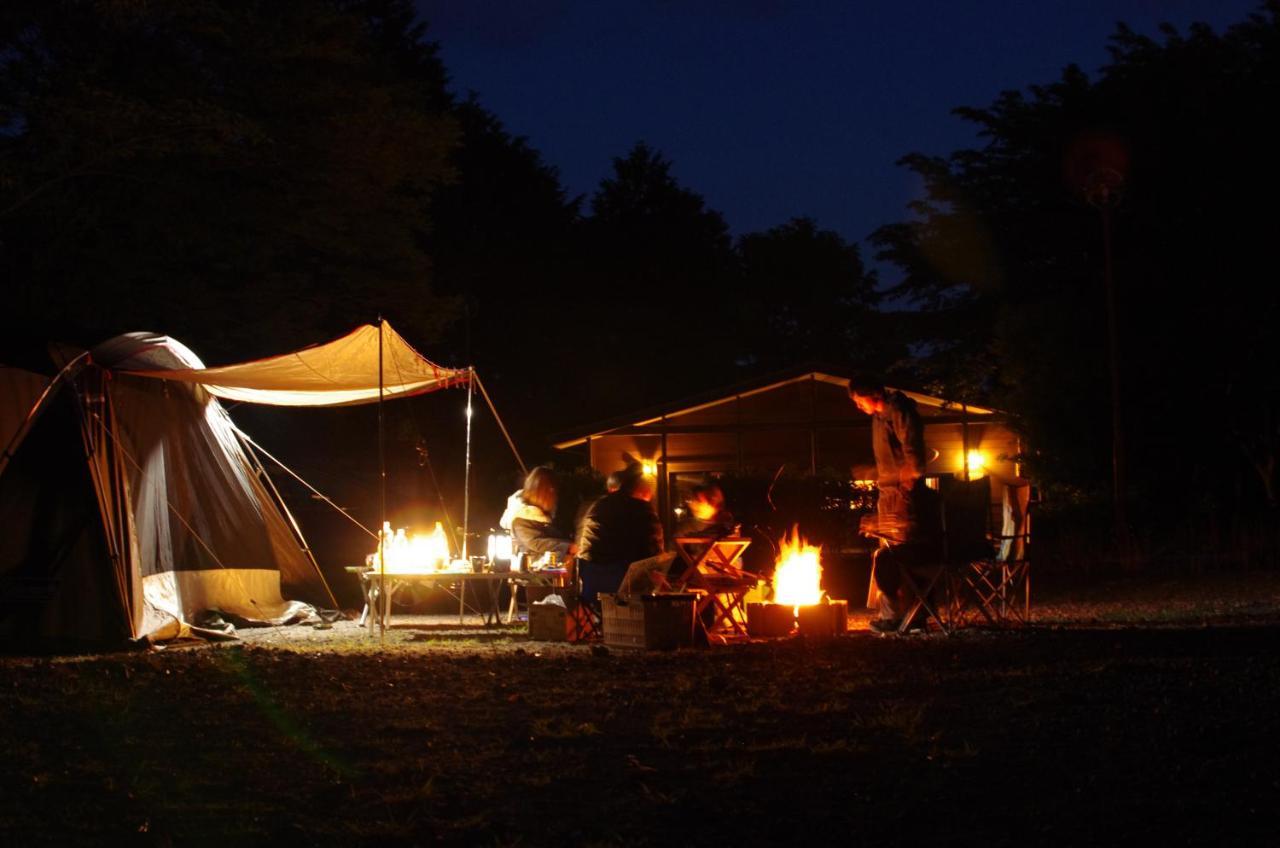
{"left": 736, "top": 217, "right": 883, "bottom": 370}
{"left": 874, "top": 3, "right": 1280, "bottom": 512}
{"left": 0, "top": 0, "right": 459, "bottom": 360}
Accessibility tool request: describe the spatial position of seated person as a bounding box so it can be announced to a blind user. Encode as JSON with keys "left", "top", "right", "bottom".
{"left": 672, "top": 481, "right": 737, "bottom": 584}
{"left": 675, "top": 481, "right": 736, "bottom": 539}
{"left": 576, "top": 462, "right": 664, "bottom": 604}
{"left": 500, "top": 466, "right": 577, "bottom": 568}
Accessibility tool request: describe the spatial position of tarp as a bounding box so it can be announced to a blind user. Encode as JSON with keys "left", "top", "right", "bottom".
{"left": 123, "top": 322, "right": 468, "bottom": 407}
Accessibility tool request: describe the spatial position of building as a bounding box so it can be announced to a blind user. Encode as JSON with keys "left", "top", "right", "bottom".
{"left": 552, "top": 367, "right": 1022, "bottom": 537}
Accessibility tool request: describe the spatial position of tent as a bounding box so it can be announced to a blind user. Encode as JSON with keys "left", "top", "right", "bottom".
{"left": 1, "top": 323, "right": 470, "bottom": 647}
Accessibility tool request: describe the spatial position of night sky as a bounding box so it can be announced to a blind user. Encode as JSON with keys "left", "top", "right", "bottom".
{"left": 421, "top": 0, "right": 1261, "bottom": 254}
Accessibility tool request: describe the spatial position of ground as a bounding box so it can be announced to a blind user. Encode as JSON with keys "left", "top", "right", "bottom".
{"left": 3, "top": 572, "right": 1280, "bottom": 846}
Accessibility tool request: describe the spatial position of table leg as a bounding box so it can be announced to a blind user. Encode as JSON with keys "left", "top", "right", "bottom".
{"left": 505, "top": 579, "right": 518, "bottom": 625}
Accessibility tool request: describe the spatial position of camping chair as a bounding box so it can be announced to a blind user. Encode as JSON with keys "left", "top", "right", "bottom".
{"left": 566, "top": 568, "right": 601, "bottom": 642}
{"left": 893, "top": 477, "right": 993, "bottom": 635}
{"left": 671, "top": 536, "right": 756, "bottom": 642}
{"left": 952, "top": 483, "right": 1033, "bottom": 626}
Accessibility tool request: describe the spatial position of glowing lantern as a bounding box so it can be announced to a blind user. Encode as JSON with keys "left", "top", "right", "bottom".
{"left": 374, "top": 521, "right": 453, "bottom": 573}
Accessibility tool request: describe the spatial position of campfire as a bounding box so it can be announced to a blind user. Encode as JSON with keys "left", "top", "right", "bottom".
{"left": 749, "top": 525, "right": 848, "bottom": 639}
{"left": 370, "top": 521, "right": 461, "bottom": 573}
{"left": 773, "top": 526, "right": 824, "bottom": 612}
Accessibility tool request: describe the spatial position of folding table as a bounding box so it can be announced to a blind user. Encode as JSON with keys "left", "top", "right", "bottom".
{"left": 671, "top": 536, "right": 757, "bottom": 641}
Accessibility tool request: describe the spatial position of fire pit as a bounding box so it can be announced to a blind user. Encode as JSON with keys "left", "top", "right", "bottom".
{"left": 746, "top": 526, "right": 848, "bottom": 639}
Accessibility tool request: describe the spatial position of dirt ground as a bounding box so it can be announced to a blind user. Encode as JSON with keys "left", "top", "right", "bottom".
{"left": 3, "top": 573, "right": 1280, "bottom": 846}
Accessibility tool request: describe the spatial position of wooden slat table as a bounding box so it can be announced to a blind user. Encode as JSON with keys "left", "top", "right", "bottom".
{"left": 671, "top": 537, "right": 757, "bottom": 641}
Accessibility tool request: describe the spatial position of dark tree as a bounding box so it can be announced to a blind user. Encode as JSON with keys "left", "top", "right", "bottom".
{"left": 736, "top": 217, "right": 883, "bottom": 371}
{"left": 524, "top": 142, "right": 743, "bottom": 424}
{"left": 873, "top": 3, "right": 1280, "bottom": 513}
{"left": 0, "top": 0, "right": 460, "bottom": 360}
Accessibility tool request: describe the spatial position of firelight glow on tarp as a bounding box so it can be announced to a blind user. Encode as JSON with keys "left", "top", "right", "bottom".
{"left": 123, "top": 322, "right": 469, "bottom": 407}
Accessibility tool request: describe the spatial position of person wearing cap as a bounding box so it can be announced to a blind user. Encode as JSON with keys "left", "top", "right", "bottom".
{"left": 576, "top": 462, "right": 664, "bottom": 605}
{"left": 848, "top": 374, "right": 940, "bottom": 632}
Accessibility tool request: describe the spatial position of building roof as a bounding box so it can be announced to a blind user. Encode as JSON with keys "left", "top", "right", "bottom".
{"left": 551, "top": 364, "right": 997, "bottom": 449}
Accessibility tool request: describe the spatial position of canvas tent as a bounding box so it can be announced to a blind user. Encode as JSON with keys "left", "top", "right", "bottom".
{"left": 1, "top": 323, "right": 468, "bottom": 646}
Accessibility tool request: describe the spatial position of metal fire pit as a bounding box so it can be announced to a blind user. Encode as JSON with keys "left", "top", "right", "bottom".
{"left": 747, "top": 602, "right": 795, "bottom": 638}
{"left": 747, "top": 599, "right": 849, "bottom": 639}
{"left": 796, "top": 599, "right": 848, "bottom": 640}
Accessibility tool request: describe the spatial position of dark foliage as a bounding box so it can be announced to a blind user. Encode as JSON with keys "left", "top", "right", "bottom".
{"left": 873, "top": 3, "right": 1280, "bottom": 516}
{"left": 0, "top": 0, "right": 460, "bottom": 360}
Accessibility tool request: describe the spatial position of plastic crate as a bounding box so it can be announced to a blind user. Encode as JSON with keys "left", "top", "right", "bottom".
{"left": 600, "top": 593, "right": 696, "bottom": 650}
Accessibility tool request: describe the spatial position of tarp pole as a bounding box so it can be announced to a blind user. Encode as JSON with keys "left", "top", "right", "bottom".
{"left": 462, "top": 368, "right": 474, "bottom": 560}
{"left": 473, "top": 371, "right": 528, "bottom": 478}
{"left": 378, "top": 317, "right": 386, "bottom": 641}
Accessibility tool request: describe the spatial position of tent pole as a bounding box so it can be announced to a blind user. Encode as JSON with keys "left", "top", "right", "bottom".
{"left": 1, "top": 350, "right": 88, "bottom": 474}
{"left": 462, "top": 368, "right": 475, "bottom": 560}
{"left": 378, "top": 317, "right": 386, "bottom": 641}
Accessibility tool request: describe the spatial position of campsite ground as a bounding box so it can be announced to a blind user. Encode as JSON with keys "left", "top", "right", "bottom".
{"left": 3, "top": 571, "right": 1280, "bottom": 846}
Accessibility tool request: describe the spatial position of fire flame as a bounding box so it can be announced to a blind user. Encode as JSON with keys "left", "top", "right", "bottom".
{"left": 374, "top": 521, "right": 454, "bottom": 573}
{"left": 774, "top": 525, "right": 823, "bottom": 609}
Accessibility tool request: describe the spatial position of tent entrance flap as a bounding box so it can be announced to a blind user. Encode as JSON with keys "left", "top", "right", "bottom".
{"left": 122, "top": 322, "right": 469, "bottom": 407}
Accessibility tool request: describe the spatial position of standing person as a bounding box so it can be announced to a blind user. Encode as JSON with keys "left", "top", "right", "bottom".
{"left": 500, "top": 467, "right": 577, "bottom": 566}
{"left": 848, "top": 375, "right": 939, "bottom": 632}
{"left": 576, "top": 462, "right": 664, "bottom": 604}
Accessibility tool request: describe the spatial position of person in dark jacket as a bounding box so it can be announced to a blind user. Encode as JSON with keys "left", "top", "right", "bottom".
{"left": 500, "top": 467, "right": 577, "bottom": 567}
{"left": 849, "top": 375, "right": 940, "bottom": 632}
{"left": 576, "top": 462, "right": 664, "bottom": 603}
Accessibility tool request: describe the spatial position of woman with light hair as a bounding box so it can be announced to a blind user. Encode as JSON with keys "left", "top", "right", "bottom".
{"left": 500, "top": 466, "right": 577, "bottom": 564}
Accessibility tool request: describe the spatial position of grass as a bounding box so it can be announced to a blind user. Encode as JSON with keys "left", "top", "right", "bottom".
{"left": 2, "top": 572, "right": 1280, "bottom": 845}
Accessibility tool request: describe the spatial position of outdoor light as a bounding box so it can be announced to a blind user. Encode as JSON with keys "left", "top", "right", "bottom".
{"left": 967, "top": 449, "right": 986, "bottom": 480}
{"left": 642, "top": 460, "right": 657, "bottom": 477}
{"left": 486, "top": 531, "right": 514, "bottom": 567}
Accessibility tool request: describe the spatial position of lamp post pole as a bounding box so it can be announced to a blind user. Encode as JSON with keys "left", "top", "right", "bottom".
{"left": 1085, "top": 169, "right": 1129, "bottom": 549}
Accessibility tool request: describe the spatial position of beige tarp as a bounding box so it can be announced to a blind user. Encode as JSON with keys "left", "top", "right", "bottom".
{"left": 124, "top": 322, "right": 468, "bottom": 407}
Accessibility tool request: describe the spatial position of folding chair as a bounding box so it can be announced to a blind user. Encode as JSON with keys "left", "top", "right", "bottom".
{"left": 953, "top": 483, "right": 1033, "bottom": 626}
{"left": 671, "top": 536, "right": 757, "bottom": 642}
{"left": 893, "top": 477, "right": 992, "bottom": 635}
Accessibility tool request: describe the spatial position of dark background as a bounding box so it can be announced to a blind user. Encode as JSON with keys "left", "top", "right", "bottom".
{"left": 3, "top": 1, "right": 1278, "bottom": 588}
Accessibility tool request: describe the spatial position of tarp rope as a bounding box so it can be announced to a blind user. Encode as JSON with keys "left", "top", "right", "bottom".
{"left": 235, "top": 429, "right": 378, "bottom": 540}
{"left": 472, "top": 371, "right": 528, "bottom": 478}
{"left": 236, "top": 430, "right": 340, "bottom": 610}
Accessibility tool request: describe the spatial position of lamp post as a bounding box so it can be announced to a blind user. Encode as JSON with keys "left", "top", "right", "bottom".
{"left": 1084, "top": 167, "right": 1129, "bottom": 548}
